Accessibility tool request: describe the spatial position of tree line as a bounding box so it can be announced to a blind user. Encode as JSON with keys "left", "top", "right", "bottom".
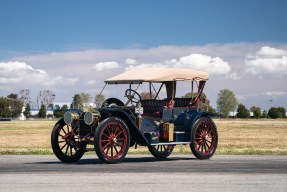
{"left": 0, "top": 88, "right": 286, "bottom": 119}
{"left": 216, "top": 89, "right": 286, "bottom": 119}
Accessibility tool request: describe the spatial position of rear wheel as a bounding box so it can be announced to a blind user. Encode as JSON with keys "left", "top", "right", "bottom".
{"left": 190, "top": 117, "right": 218, "bottom": 160}
{"left": 148, "top": 145, "right": 174, "bottom": 159}
{"left": 94, "top": 117, "right": 130, "bottom": 164}
{"left": 51, "top": 119, "right": 86, "bottom": 163}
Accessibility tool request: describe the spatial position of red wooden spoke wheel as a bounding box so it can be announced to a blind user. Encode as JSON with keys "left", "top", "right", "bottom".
{"left": 94, "top": 117, "right": 130, "bottom": 164}
{"left": 51, "top": 119, "right": 85, "bottom": 163}
{"left": 148, "top": 145, "right": 174, "bottom": 159}
{"left": 190, "top": 117, "right": 218, "bottom": 160}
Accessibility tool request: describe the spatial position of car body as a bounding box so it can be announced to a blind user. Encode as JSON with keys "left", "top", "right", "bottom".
{"left": 51, "top": 68, "right": 218, "bottom": 164}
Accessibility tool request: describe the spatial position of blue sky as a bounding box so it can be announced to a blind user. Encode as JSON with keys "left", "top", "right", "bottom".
{"left": 1, "top": 0, "right": 287, "bottom": 110}
{"left": 1, "top": 0, "right": 286, "bottom": 51}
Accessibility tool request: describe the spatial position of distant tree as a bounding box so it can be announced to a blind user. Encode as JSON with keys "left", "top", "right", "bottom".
{"left": 183, "top": 92, "right": 214, "bottom": 113}
{"left": 36, "top": 90, "right": 55, "bottom": 109}
{"left": 268, "top": 107, "right": 278, "bottom": 119}
{"left": 0, "top": 97, "right": 10, "bottom": 117}
{"left": 7, "top": 93, "right": 18, "bottom": 99}
{"left": 23, "top": 103, "right": 31, "bottom": 118}
{"left": 261, "top": 110, "right": 268, "bottom": 118}
{"left": 53, "top": 110, "right": 62, "bottom": 118}
{"left": 38, "top": 104, "right": 47, "bottom": 118}
{"left": 216, "top": 89, "right": 238, "bottom": 117}
{"left": 62, "top": 104, "right": 68, "bottom": 110}
{"left": 250, "top": 106, "right": 261, "bottom": 119}
{"left": 19, "top": 89, "right": 31, "bottom": 106}
{"left": 53, "top": 104, "right": 68, "bottom": 118}
{"left": 95, "top": 93, "right": 105, "bottom": 108}
{"left": 79, "top": 92, "right": 91, "bottom": 108}
{"left": 268, "top": 107, "right": 286, "bottom": 119}
{"left": 140, "top": 92, "right": 156, "bottom": 99}
{"left": 0, "top": 95, "right": 23, "bottom": 118}
{"left": 237, "top": 103, "right": 250, "bottom": 118}
{"left": 11, "top": 100, "right": 23, "bottom": 118}
{"left": 71, "top": 94, "right": 83, "bottom": 110}
{"left": 277, "top": 107, "right": 286, "bottom": 118}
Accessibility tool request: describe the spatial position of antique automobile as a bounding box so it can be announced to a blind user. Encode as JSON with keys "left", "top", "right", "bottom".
{"left": 51, "top": 68, "right": 218, "bottom": 164}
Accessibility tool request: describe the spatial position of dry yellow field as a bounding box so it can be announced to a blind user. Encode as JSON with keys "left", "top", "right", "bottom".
{"left": 0, "top": 119, "right": 286, "bottom": 155}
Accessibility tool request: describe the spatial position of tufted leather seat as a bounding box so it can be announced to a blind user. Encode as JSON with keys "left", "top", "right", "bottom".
{"left": 141, "top": 98, "right": 196, "bottom": 118}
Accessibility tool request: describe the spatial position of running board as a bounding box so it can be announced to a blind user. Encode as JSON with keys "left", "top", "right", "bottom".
{"left": 150, "top": 142, "right": 191, "bottom": 146}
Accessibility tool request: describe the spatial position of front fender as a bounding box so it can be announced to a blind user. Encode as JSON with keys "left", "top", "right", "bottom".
{"left": 100, "top": 108, "right": 149, "bottom": 146}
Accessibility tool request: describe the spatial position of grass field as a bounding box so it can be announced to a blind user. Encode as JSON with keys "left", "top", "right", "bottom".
{"left": 0, "top": 119, "right": 286, "bottom": 155}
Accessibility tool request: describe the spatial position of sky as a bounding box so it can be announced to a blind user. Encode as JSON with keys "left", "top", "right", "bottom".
{"left": 1, "top": 0, "right": 287, "bottom": 110}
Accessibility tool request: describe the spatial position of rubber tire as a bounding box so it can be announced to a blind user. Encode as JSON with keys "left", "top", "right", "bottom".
{"left": 51, "top": 119, "right": 85, "bottom": 163}
{"left": 101, "top": 98, "right": 124, "bottom": 108}
{"left": 148, "top": 145, "right": 174, "bottom": 159}
{"left": 94, "top": 117, "right": 130, "bottom": 164}
{"left": 190, "top": 117, "right": 218, "bottom": 160}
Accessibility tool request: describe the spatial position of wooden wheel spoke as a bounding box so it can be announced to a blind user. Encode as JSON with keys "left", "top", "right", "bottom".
{"left": 113, "top": 125, "right": 120, "bottom": 135}
{"left": 102, "top": 142, "right": 110, "bottom": 150}
{"left": 70, "top": 145, "right": 73, "bottom": 156}
{"left": 66, "top": 125, "right": 70, "bottom": 132}
{"left": 60, "top": 143, "right": 67, "bottom": 151}
{"left": 115, "top": 130, "right": 124, "bottom": 138}
{"left": 205, "top": 142, "right": 211, "bottom": 150}
{"left": 65, "top": 144, "right": 70, "bottom": 155}
{"left": 111, "top": 144, "right": 114, "bottom": 158}
{"left": 115, "top": 141, "right": 123, "bottom": 147}
{"left": 113, "top": 145, "right": 119, "bottom": 154}
{"left": 104, "top": 145, "right": 111, "bottom": 155}
{"left": 203, "top": 142, "right": 207, "bottom": 152}
{"left": 102, "top": 132, "right": 110, "bottom": 139}
{"left": 106, "top": 126, "right": 112, "bottom": 135}
{"left": 61, "top": 127, "right": 67, "bottom": 134}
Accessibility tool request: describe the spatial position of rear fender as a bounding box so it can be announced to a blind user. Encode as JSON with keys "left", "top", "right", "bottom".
{"left": 183, "top": 111, "right": 211, "bottom": 141}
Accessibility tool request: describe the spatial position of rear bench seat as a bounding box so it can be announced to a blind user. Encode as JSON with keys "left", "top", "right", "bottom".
{"left": 141, "top": 98, "right": 193, "bottom": 117}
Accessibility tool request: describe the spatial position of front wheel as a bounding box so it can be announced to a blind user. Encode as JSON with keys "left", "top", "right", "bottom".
{"left": 51, "top": 119, "right": 86, "bottom": 163}
{"left": 190, "top": 117, "right": 218, "bottom": 160}
{"left": 94, "top": 117, "right": 130, "bottom": 164}
{"left": 148, "top": 145, "right": 174, "bottom": 159}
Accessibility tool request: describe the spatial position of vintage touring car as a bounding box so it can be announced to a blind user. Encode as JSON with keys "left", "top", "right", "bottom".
{"left": 51, "top": 68, "right": 218, "bottom": 164}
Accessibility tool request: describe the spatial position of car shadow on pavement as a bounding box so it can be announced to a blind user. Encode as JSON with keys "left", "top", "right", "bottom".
{"left": 31, "top": 156, "right": 196, "bottom": 165}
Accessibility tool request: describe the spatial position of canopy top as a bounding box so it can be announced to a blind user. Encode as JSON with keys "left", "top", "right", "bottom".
{"left": 105, "top": 68, "right": 209, "bottom": 84}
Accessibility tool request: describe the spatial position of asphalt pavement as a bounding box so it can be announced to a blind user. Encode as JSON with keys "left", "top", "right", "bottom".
{"left": 0, "top": 154, "right": 286, "bottom": 192}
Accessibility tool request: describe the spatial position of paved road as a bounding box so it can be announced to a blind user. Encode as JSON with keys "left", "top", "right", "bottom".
{"left": 0, "top": 155, "right": 286, "bottom": 192}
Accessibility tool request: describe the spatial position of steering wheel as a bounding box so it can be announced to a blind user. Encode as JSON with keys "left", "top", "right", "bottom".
{"left": 125, "top": 89, "right": 142, "bottom": 105}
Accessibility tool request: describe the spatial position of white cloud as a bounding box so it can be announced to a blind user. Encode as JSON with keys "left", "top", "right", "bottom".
{"left": 3, "top": 43, "right": 287, "bottom": 109}
{"left": 256, "top": 46, "right": 287, "bottom": 57}
{"left": 245, "top": 46, "right": 287, "bottom": 78}
{"left": 87, "top": 79, "right": 96, "bottom": 85}
{"left": 92, "top": 61, "right": 119, "bottom": 71}
{"left": 125, "top": 58, "right": 137, "bottom": 65}
{"left": 125, "top": 53, "right": 231, "bottom": 77}
{"left": 261, "top": 91, "right": 287, "bottom": 97}
{"left": 0, "top": 61, "right": 78, "bottom": 86}
{"left": 176, "top": 54, "right": 231, "bottom": 75}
